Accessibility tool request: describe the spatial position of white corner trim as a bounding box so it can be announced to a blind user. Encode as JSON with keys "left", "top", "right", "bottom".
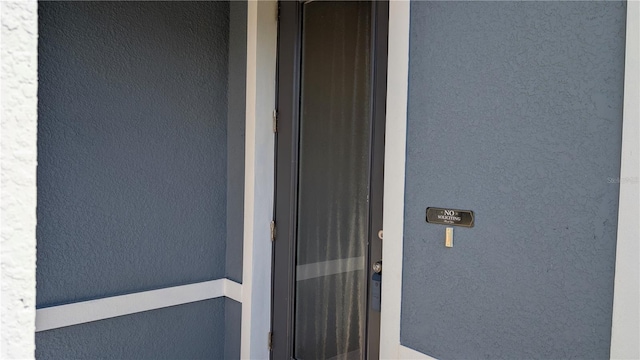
{"left": 610, "top": 1, "right": 640, "bottom": 359}
{"left": 241, "top": 1, "right": 277, "bottom": 359}
{"left": 224, "top": 277, "right": 243, "bottom": 303}
{"left": 35, "top": 278, "right": 242, "bottom": 332}
{"left": 380, "top": 1, "right": 412, "bottom": 360}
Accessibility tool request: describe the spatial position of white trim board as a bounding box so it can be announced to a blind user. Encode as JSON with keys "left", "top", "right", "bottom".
{"left": 379, "top": 1, "right": 412, "bottom": 359}
{"left": 35, "top": 278, "right": 242, "bottom": 332}
{"left": 240, "top": 1, "right": 277, "bottom": 359}
{"left": 610, "top": 1, "right": 640, "bottom": 359}
{"left": 225, "top": 277, "right": 243, "bottom": 303}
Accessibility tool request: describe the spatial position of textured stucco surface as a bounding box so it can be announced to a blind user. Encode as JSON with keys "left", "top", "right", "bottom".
{"left": 35, "top": 298, "right": 226, "bottom": 360}
{"left": 224, "top": 298, "right": 242, "bottom": 360}
{"left": 226, "top": 0, "right": 246, "bottom": 284}
{"left": 402, "top": 2, "right": 626, "bottom": 359}
{"left": 37, "top": 1, "right": 229, "bottom": 307}
{"left": 1, "top": 1, "right": 38, "bottom": 358}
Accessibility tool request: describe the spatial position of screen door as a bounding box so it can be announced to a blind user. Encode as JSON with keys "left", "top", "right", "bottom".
{"left": 271, "top": 1, "right": 388, "bottom": 359}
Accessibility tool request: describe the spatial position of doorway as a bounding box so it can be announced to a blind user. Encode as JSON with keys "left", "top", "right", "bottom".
{"left": 271, "top": 1, "right": 388, "bottom": 359}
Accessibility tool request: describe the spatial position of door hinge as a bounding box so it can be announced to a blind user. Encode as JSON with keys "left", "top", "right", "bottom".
{"left": 272, "top": 109, "right": 278, "bottom": 133}
{"left": 270, "top": 220, "right": 276, "bottom": 242}
{"left": 268, "top": 331, "right": 273, "bottom": 351}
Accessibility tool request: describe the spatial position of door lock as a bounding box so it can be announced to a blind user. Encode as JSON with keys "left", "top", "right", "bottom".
{"left": 373, "top": 260, "right": 382, "bottom": 274}
{"left": 371, "top": 261, "right": 382, "bottom": 312}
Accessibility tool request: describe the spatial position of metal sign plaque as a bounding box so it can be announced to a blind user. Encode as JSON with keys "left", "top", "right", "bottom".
{"left": 426, "top": 207, "right": 474, "bottom": 227}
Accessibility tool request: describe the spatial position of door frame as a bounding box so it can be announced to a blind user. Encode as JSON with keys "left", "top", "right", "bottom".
{"left": 377, "top": 2, "right": 437, "bottom": 359}
{"left": 270, "top": 3, "right": 300, "bottom": 358}
{"left": 270, "top": 1, "right": 389, "bottom": 359}
{"left": 240, "top": 1, "right": 278, "bottom": 360}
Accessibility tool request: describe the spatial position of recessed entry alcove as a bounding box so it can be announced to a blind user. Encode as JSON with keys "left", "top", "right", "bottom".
{"left": 36, "top": 2, "right": 246, "bottom": 358}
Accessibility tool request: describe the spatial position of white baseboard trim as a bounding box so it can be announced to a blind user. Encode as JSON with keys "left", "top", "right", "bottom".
{"left": 224, "top": 277, "right": 243, "bottom": 303}
{"left": 35, "top": 278, "right": 242, "bottom": 332}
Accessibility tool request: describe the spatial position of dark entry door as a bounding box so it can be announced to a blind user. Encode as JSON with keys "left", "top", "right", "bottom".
{"left": 271, "top": 1, "right": 388, "bottom": 359}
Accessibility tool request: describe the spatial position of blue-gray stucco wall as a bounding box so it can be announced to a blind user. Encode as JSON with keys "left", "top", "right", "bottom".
{"left": 35, "top": 298, "right": 226, "bottom": 360}
{"left": 402, "top": 2, "right": 625, "bottom": 359}
{"left": 224, "top": 298, "right": 242, "bottom": 360}
{"left": 37, "top": 1, "right": 241, "bottom": 358}
{"left": 37, "top": 0, "right": 229, "bottom": 306}
{"left": 226, "top": 0, "right": 246, "bottom": 284}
